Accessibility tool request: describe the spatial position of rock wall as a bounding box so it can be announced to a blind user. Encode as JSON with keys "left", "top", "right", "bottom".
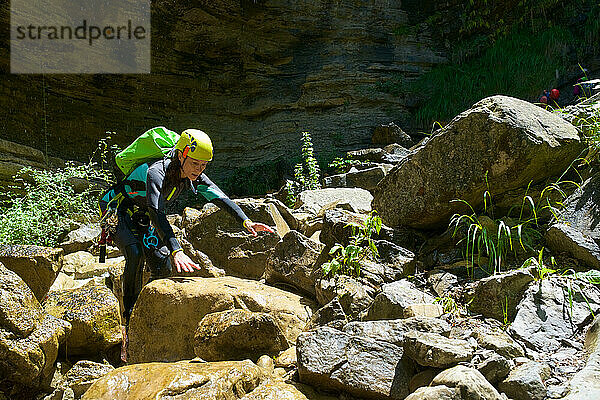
{"left": 0, "top": 0, "right": 447, "bottom": 181}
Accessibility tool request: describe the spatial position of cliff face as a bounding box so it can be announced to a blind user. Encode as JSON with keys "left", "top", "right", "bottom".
{"left": 0, "top": 0, "right": 447, "bottom": 181}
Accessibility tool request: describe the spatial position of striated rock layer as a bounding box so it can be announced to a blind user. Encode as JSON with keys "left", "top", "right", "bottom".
{"left": 0, "top": 1, "right": 446, "bottom": 182}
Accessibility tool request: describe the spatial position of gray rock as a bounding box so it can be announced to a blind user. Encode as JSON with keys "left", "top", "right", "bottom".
{"left": 561, "top": 315, "right": 600, "bottom": 399}
{"left": 428, "top": 270, "right": 460, "bottom": 297}
{"left": 405, "top": 385, "right": 461, "bottom": 400}
{"left": 320, "top": 208, "right": 395, "bottom": 248}
{"left": 297, "top": 326, "right": 414, "bottom": 399}
{"left": 60, "top": 224, "right": 101, "bottom": 255}
{"left": 0, "top": 244, "right": 63, "bottom": 301}
{"left": 315, "top": 275, "right": 374, "bottom": 319}
{"left": 323, "top": 173, "right": 347, "bottom": 188}
{"left": 499, "top": 361, "right": 551, "bottom": 400}
{"left": 372, "top": 122, "right": 413, "bottom": 147}
{"left": 431, "top": 365, "right": 504, "bottom": 400}
{"left": 509, "top": 278, "right": 600, "bottom": 353}
{"left": 373, "top": 95, "right": 584, "bottom": 229}
{"left": 364, "top": 279, "right": 435, "bottom": 321}
{"left": 547, "top": 224, "right": 600, "bottom": 270}
{"left": 346, "top": 148, "right": 386, "bottom": 163}
{"left": 344, "top": 317, "right": 451, "bottom": 346}
{"left": 382, "top": 144, "right": 413, "bottom": 164}
{"left": 43, "top": 283, "right": 122, "bottom": 356}
{"left": 63, "top": 360, "right": 114, "bottom": 398}
{"left": 359, "top": 240, "right": 416, "bottom": 286}
{"left": 296, "top": 188, "right": 373, "bottom": 215}
{"left": 194, "top": 309, "right": 289, "bottom": 361}
{"left": 467, "top": 268, "right": 535, "bottom": 322}
{"left": 403, "top": 331, "right": 476, "bottom": 368}
{"left": 471, "top": 326, "right": 525, "bottom": 359}
{"left": 546, "top": 174, "right": 600, "bottom": 269}
{"left": 306, "top": 298, "right": 347, "bottom": 331}
{"left": 0, "top": 262, "right": 71, "bottom": 388}
{"left": 472, "top": 350, "right": 512, "bottom": 384}
{"left": 178, "top": 237, "right": 226, "bottom": 277}
{"left": 264, "top": 230, "right": 324, "bottom": 297}
{"left": 345, "top": 166, "right": 386, "bottom": 190}
{"left": 187, "top": 198, "right": 280, "bottom": 279}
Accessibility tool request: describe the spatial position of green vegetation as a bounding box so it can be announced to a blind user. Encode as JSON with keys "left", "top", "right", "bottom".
{"left": 379, "top": 0, "right": 600, "bottom": 128}
{"left": 285, "top": 131, "right": 322, "bottom": 207}
{"left": 410, "top": 27, "right": 573, "bottom": 127}
{"left": 449, "top": 170, "right": 579, "bottom": 277}
{"left": 327, "top": 156, "right": 371, "bottom": 174}
{"left": 322, "top": 212, "right": 382, "bottom": 278}
{"left": 0, "top": 164, "right": 99, "bottom": 247}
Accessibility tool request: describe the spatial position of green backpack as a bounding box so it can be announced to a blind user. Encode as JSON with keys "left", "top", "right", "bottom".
{"left": 114, "top": 126, "right": 180, "bottom": 179}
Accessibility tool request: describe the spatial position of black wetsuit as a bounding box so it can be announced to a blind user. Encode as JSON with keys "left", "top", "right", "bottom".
{"left": 99, "top": 157, "right": 248, "bottom": 323}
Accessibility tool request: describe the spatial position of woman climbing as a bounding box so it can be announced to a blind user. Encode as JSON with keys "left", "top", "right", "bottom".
{"left": 99, "top": 129, "right": 275, "bottom": 361}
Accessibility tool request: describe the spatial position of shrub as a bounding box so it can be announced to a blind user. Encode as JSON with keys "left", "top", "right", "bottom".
{"left": 285, "top": 131, "right": 321, "bottom": 207}
{"left": 0, "top": 164, "right": 99, "bottom": 247}
{"left": 321, "top": 212, "right": 382, "bottom": 278}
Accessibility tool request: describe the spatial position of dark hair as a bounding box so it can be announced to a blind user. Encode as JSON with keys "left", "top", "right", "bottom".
{"left": 162, "top": 150, "right": 183, "bottom": 197}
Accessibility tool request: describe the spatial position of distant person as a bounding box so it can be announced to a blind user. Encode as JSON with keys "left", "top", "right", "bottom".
{"left": 574, "top": 70, "right": 591, "bottom": 99}
{"left": 548, "top": 88, "right": 560, "bottom": 108}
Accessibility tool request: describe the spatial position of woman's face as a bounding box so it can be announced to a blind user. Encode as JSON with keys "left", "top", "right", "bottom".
{"left": 178, "top": 152, "right": 208, "bottom": 181}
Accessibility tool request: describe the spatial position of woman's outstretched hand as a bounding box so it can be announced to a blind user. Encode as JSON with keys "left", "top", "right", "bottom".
{"left": 173, "top": 250, "right": 202, "bottom": 273}
{"left": 245, "top": 221, "right": 275, "bottom": 237}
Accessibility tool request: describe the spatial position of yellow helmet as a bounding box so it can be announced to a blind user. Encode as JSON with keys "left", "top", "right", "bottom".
{"left": 175, "top": 129, "right": 213, "bottom": 161}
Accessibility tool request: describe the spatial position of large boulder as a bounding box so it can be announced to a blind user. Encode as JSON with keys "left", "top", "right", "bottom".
{"left": 546, "top": 174, "right": 600, "bottom": 269}
{"left": 0, "top": 244, "right": 63, "bottom": 301}
{"left": 186, "top": 200, "right": 280, "bottom": 279}
{"left": 467, "top": 268, "right": 535, "bottom": 322}
{"left": 364, "top": 279, "right": 435, "bottom": 321}
{"left": 43, "top": 283, "right": 122, "bottom": 356}
{"left": 509, "top": 277, "right": 600, "bottom": 354}
{"left": 128, "top": 276, "right": 314, "bottom": 364}
{"left": 194, "top": 309, "right": 289, "bottom": 361}
{"left": 297, "top": 326, "right": 414, "bottom": 399}
{"left": 264, "top": 230, "right": 324, "bottom": 297}
{"left": 0, "top": 262, "right": 71, "bottom": 388}
{"left": 81, "top": 360, "right": 268, "bottom": 400}
{"left": 373, "top": 95, "right": 584, "bottom": 229}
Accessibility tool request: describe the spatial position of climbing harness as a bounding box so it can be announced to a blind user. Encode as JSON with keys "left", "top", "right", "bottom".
{"left": 143, "top": 225, "right": 159, "bottom": 249}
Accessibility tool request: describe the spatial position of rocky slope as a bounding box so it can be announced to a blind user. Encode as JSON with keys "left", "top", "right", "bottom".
{"left": 1, "top": 96, "right": 600, "bottom": 399}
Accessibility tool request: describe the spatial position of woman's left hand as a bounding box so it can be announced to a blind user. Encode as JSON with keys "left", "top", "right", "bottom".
{"left": 245, "top": 221, "right": 275, "bottom": 237}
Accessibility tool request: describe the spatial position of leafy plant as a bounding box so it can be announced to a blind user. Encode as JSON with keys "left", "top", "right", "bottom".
{"left": 521, "top": 247, "right": 557, "bottom": 280}
{"left": 285, "top": 131, "right": 321, "bottom": 207}
{"left": 327, "top": 157, "right": 370, "bottom": 174}
{"left": 322, "top": 212, "right": 382, "bottom": 278}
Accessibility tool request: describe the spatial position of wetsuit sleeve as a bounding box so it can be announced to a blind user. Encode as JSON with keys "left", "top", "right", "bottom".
{"left": 146, "top": 166, "right": 181, "bottom": 253}
{"left": 195, "top": 173, "right": 249, "bottom": 224}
